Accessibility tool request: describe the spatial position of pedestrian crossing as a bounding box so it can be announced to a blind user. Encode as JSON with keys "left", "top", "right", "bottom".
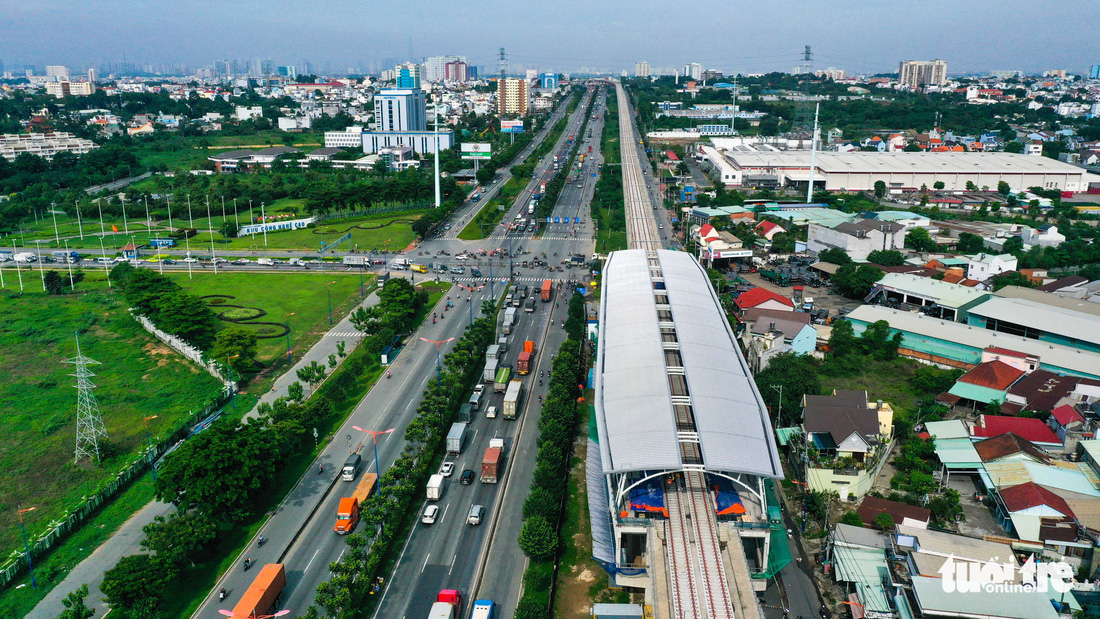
{"left": 325, "top": 332, "right": 365, "bottom": 338}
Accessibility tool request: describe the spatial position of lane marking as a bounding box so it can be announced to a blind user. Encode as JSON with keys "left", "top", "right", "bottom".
{"left": 421, "top": 553, "right": 431, "bottom": 573}
{"left": 304, "top": 547, "right": 322, "bottom": 573}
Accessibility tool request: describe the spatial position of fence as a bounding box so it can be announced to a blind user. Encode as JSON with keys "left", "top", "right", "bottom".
{"left": 0, "top": 313, "right": 235, "bottom": 589}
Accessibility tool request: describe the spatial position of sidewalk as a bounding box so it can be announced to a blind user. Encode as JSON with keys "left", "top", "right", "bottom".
{"left": 29, "top": 284, "right": 388, "bottom": 618}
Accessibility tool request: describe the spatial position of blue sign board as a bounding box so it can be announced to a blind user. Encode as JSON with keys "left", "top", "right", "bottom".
{"left": 546, "top": 217, "right": 552, "bottom": 223}
{"left": 591, "top": 173, "right": 597, "bottom": 177}
{"left": 573, "top": 217, "right": 579, "bottom": 223}
{"left": 554, "top": 217, "right": 560, "bottom": 223}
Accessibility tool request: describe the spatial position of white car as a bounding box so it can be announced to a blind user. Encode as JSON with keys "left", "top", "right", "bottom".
{"left": 182, "top": 257, "right": 199, "bottom": 263}
{"left": 440, "top": 462, "right": 455, "bottom": 477}
{"left": 486, "top": 405, "right": 498, "bottom": 419}
{"left": 421, "top": 504, "right": 439, "bottom": 524}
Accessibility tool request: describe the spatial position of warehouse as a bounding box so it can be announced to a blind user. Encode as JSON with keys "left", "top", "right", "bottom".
{"left": 703, "top": 150, "right": 1095, "bottom": 193}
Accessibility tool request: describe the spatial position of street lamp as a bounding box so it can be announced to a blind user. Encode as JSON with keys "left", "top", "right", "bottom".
{"left": 455, "top": 283, "right": 484, "bottom": 326}
{"left": 18, "top": 507, "right": 36, "bottom": 588}
{"left": 351, "top": 426, "right": 396, "bottom": 489}
{"left": 497, "top": 222, "right": 515, "bottom": 281}
{"left": 284, "top": 312, "right": 295, "bottom": 362}
{"left": 770, "top": 384, "right": 784, "bottom": 425}
{"left": 219, "top": 610, "right": 291, "bottom": 619}
{"left": 419, "top": 337, "right": 455, "bottom": 387}
{"left": 143, "top": 415, "right": 159, "bottom": 480}
{"left": 326, "top": 280, "right": 336, "bottom": 326}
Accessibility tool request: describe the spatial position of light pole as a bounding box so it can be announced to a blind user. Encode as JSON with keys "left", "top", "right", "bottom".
{"left": 771, "top": 384, "right": 784, "bottom": 425}
{"left": 455, "top": 283, "right": 484, "bottom": 326}
{"left": 419, "top": 337, "right": 455, "bottom": 387}
{"left": 326, "top": 280, "right": 336, "bottom": 326}
{"left": 50, "top": 204, "right": 59, "bottom": 243}
{"left": 498, "top": 222, "right": 514, "bottom": 281}
{"left": 18, "top": 507, "right": 36, "bottom": 588}
{"left": 284, "top": 312, "right": 295, "bottom": 362}
{"left": 206, "top": 195, "right": 218, "bottom": 275}
{"left": 143, "top": 415, "right": 158, "bottom": 480}
{"left": 351, "top": 426, "right": 396, "bottom": 489}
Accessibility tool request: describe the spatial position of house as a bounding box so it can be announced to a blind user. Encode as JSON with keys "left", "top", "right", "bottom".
{"left": 856, "top": 496, "right": 931, "bottom": 529}
{"left": 741, "top": 309, "right": 816, "bottom": 372}
{"left": 1037, "top": 275, "right": 1088, "bottom": 294}
{"left": 973, "top": 432, "right": 1053, "bottom": 465}
{"left": 126, "top": 122, "right": 155, "bottom": 136}
{"left": 807, "top": 219, "right": 905, "bottom": 261}
{"left": 1048, "top": 404, "right": 1086, "bottom": 442}
{"left": 971, "top": 414, "right": 1062, "bottom": 449}
{"left": 802, "top": 390, "right": 894, "bottom": 501}
{"left": 304, "top": 147, "right": 344, "bottom": 162}
{"left": 991, "top": 481, "right": 1089, "bottom": 560}
{"left": 965, "top": 253, "right": 1018, "bottom": 282}
{"left": 938, "top": 360, "right": 1025, "bottom": 410}
{"left": 1001, "top": 368, "right": 1074, "bottom": 414}
{"left": 754, "top": 220, "right": 786, "bottom": 241}
{"left": 827, "top": 524, "right": 895, "bottom": 617}
{"left": 734, "top": 287, "right": 794, "bottom": 313}
{"left": 120, "top": 241, "right": 140, "bottom": 259}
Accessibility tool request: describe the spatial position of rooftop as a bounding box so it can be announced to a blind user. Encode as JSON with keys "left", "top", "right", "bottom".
{"left": 998, "top": 481, "right": 1075, "bottom": 517}
{"left": 724, "top": 150, "right": 1087, "bottom": 178}
{"left": 958, "top": 360, "right": 1026, "bottom": 390}
{"left": 972, "top": 415, "right": 1061, "bottom": 446}
{"left": 735, "top": 287, "right": 794, "bottom": 310}
{"left": 857, "top": 496, "right": 931, "bottom": 527}
{"left": 593, "top": 249, "right": 782, "bottom": 477}
{"left": 973, "top": 433, "right": 1052, "bottom": 464}
{"left": 876, "top": 272, "right": 991, "bottom": 309}
{"left": 803, "top": 390, "right": 880, "bottom": 446}
{"left": 910, "top": 575, "right": 1059, "bottom": 619}
{"left": 969, "top": 296, "right": 1100, "bottom": 348}
{"left": 995, "top": 285, "right": 1100, "bottom": 318}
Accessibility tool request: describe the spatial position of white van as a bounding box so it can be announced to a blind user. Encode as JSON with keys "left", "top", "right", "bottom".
{"left": 96, "top": 257, "right": 115, "bottom": 265}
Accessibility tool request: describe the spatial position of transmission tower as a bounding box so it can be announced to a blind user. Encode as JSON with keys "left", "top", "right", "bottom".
{"left": 66, "top": 334, "right": 107, "bottom": 463}
{"left": 792, "top": 45, "right": 816, "bottom": 137}
{"left": 498, "top": 47, "right": 507, "bottom": 79}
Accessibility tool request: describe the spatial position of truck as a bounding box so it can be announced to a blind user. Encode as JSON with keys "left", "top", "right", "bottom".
{"left": 341, "top": 453, "right": 362, "bottom": 481}
{"left": 483, "top": 358, "right": 498, "bottom": 383}
{"left": 446, "top": 422, "right": 468, "bottom": 456}
{"left": 497, "top": 335, "right": 508, "bottom": 352}
{"left": 481, "top": 438, "right": 505, "bottom": 483}
{"left": 52, "top": 250, "right": 80, "bottom": 263}
{"left": 517, "top": 351, "right": 532, "bottom": 375}
{"left": 469, "top": 384, "right": 484, "bottom": 411}
{"left": 13, "top": 252, "right": 37, "bottom": 263}
{"left": 429, "top": 589, "right": 464, "bottom": 619}
{"left": 231, "top": 564, "right": 286, "bottom": 619}
{"left": 502, "top": 307, "right": 517, "bottom": 335}
{"left": 334, "top": 473, "right": 378, "bottom": 534}
{"left": 524, "top": 297, "right": 536, "bottom": 313}
{"left": 342, "top": 255, "right": 370, "bottom": 266}
{"left": 427, "top": 473, "right": 445, "bottom": 501}
{"left": 257, "top": 257, "right": 274, "bottom": 266}
{"left": 494, "top": 366, "right": 512, "bottom": 393}
{"left": 470, "top": 600, "right": 494, "bottom": 619}
{"left": 541, "top": 279, "right": 553, "bottom": 302}
{"left": 485, "top": 344, "right": 500, "bottom": 361}
{"left": 458, "top": 403, "right": 474, "bottom": 424}
{"left": 760, "top": 269, "right": 790, "bottom": 287}
{"left": 523, "top": 340, "right": 536, "bottom": 355}
{"left": 503, "top": 379, "right": 524, "bottom": 420}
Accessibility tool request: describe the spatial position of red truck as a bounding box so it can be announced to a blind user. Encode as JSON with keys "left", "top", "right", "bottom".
{"left": 334, "top": 473, "right": 377, "bottom": 534}
{"left": 232, "top": 564, "right": 286, "bottom": 619}
{"left": 429, "top": 589, "right": 464, "bottom": 619}
{"left": 541, "top": 279, "right": 552, "bottom": 302}
{"left": 481, "top": 438, "right": 505, "bottom": 483}
{"left": 517, "top": 350, "right": 532, "bottom": 375}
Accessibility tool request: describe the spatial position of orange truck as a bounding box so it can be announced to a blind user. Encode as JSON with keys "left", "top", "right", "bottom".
{"left": 334, "top": 472, "right": 378, "bottom": 534}
{"left": 523, "top": 340, "right": 536, "bottom": 355}
{"left": 541, "top": 279, "right": 552, "bottom": 302}
{"left": 232, "top": 564, "right": 286, "bottom": 619}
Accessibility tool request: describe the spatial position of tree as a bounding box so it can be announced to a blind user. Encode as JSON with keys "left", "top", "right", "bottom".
{"left": 905, "top": 227, "right": 937, "bottom": 252}
{"left": 44, "top": 270, "right": 64, "bottom": 295}
{"left": 518, "top": 516, "right": 557, "bottom": 561}
{"left": 860, "top": 320, "right": 903, "bottom": 361}
{"left": 873, "top": 180, "right": 887, "bottom": 198}
{"left": 109, "top": 260, "right": 134, "bottom": 286}
{"left": 140, "top": 511, "right": 218, "bottom": 567}
{"left": 100, "top": 554, "right": 174, "bottom": 610}
{"left": 328, "top": 353, "right": 338, "bottom": 369}
{"left": 965, "top": 181, "right": 978, "bottom": 191}
{"left": 839, "top": 512, "right": 864, "bottom": 528}
{"left": 154, "top": 418, "right": 279, "bottom": 522}
{"left": 219, "top": 220, "right": 239, "bottom": 239}
{"left": 998, "top": 180, "right": 1012, "bottom": 196}
{"left": 990, "top": 271, "right": 1034, "bottom": 291}
{"left": 514, "top": 595, "right": 549, "bottom": 619}
{"left": 59, "top": 584, "right": 95, "bottom": 619}
{"left": 287, "top": 381, "right": 305, "bottom": 402}
{"left": 153, "top": 292, "right": 218, "bottom": 349}
{"left": 874, "top": 512, "right": 896, "bottom": 531}
{"left": 296, "top": 360, "right": 327, "bottom": 390}
{"left": 754, "top": 352, "right": 821, "bottom": 426}
{"left": 832, "top": 264, "right": 884, "bottom": 299}
{"left": 827, "top": 319, "right": 861, "bottom": 358}
{"left": 866, "top": 249, "right": 904, "bottom": 266}
{"left": 1002, "top": 236, "right": 1024, "bottom": 255}
{"left": 956, "top": 232, "right": 986, "bottom": 254}
{"left": 817, "top": 247, "right": 852, "bottom": 265}
{"left": 933, "top": 181, "right": 945, "bottom": 190}
{"left": 903, "top": 143, "right": 922, "bottom": 152}
{"left": 210, "top": 326, "right": 258, "bottom": 372}
{"left": 123, "top": 269, "right": 180, "bottom": 316}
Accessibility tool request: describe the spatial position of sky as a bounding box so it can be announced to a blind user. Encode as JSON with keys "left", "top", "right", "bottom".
{"left": 2, "top": 0, "right": 1098, "bottom": 76}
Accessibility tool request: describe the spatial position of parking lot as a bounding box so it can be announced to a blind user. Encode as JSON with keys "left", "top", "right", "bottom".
{"left": 723, "top": 260, "right": 861, "bottom": 322}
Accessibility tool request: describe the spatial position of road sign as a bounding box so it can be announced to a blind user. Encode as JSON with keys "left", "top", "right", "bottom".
{"left": 554, "top": 217, "right": 560, "bottom": 223}
{"left": 501, "top": 120, "right": 525, "bottom": 133}
{"left": 545, "top": 217, "right": 552, "bottom": 223}
{"left": 461, "top": 143, "right": 492, "bottom": 160}
{"left": 573, "top": 217, "right": 579, "bottom": 223}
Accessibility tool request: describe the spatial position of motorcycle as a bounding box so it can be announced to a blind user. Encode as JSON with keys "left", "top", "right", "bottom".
{"left": 219, "top": 588, "right": 227, "bottom": 602}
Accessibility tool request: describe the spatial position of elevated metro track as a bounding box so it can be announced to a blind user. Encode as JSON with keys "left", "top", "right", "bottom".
{"left": 615, "top": 82, "right": 662, "bottom": 252}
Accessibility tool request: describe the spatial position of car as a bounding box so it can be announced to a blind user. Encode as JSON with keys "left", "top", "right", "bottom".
{"left": 450, "top": 266, "right": 464, "bottom": 275}
{"left": 182, "top": 257, "right": 198, "bottom": 263}
{"left": 440, "top": 462, "right": 455, "bottom": 477}
{"left": 146, "top": 257, "right": 160, "bottom": 263}
{"left": 233, "top": 259, "right": 250, "bottom": 265}
{"left": 162, "top": 259, "right": 177, "bottom": 265}
{"left": 471, "top": 268, "right": 483, "bottom": 277}
{"left": 212, "top": 257, "right": 228, "bottom": 264}
{"left": 454, "top": 254, "right": 467, "bottom": 261}
{"left": 421, "top": 504, "right": 439, "bottom": 524}
{"left": 460, "top": 470, "right": 474, "bottom": 485}
{"left": 467, "top": 505, "right": 485, "bottom": 526}
{"left": 658, "top": 224, "right": 664, "bottom": 229}
{"left": 485, "top": 405, "right": 497, "bottom": 419}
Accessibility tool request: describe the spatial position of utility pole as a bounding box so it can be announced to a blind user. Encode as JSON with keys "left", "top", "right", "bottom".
{"left": 67, "top": 334, "right": 108, "bottom": 463}
{"left": 807, "top": 103, "right": 820, "bottom": 204}
{"left": 434, "top": 95, "right": 441, "bottom": 208}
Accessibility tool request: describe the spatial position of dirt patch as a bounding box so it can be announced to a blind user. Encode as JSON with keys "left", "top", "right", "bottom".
{"left": 576, "top": 568, "right": 595, "bottom": 583}
{"left": 143, "top": 342, "right": 174, "bottom": 356}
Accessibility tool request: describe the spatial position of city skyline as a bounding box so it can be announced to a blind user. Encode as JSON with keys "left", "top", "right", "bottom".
{"left": 3, "top": 0, "right": 1099, "bottom": 76}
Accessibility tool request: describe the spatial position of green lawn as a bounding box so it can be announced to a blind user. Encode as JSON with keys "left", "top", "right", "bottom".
{"left": 459, "top": 177, "right": 526, "bottom": 240}
{"left": 0, "top": 289, "right": 223, "bottom": 561}
{"left": 166, "top": 271, "right": 374, "bottom": 363}
{"left": 212, "top": 212, "right": 421, "bottom": 253}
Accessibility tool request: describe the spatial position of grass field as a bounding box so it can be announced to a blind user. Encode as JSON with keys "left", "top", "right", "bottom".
{"left": 0, "top": 289, "right": 223, "bottom": 559}
{"left": 166, "top": 271, "right": 374, "bottom": 363}
{"left": 459, "top": 177, "right": 526, "bottom": 240}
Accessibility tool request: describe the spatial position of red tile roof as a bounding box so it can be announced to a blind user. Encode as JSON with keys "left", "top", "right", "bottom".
{"left": 735, "top": 287, "right": 794, "bottom": 310}
{"left": 1051, "top": 404, "right": 1085, "bottom": 427}
{"left": 958, "top": 360, "right": 1025, "bottom": 391}
{"left": 973, "top": 433, "right": 1051, "bottom": 464}
{"left": 857, "top": 496, "right": 931, "bottom": 527}
{"left": 972, "top": 415, "right": 1061, "bottom": 445}
{"left": 985, "top": 347, "right": 1028, "bottom": 359}
{"left": 998, "top": 482, "right": 1074, "bottom": 518}
{"left": 755, "top": 220, "right": 782, "bottom": 235}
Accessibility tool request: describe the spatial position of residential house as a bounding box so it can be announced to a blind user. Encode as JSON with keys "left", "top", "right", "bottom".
{"left": 1001, "top": 367, "right": 1073, "bottom": 414}
{"left": 126, "top": 122, "right": 154, "bottom": 136}
{"left": 971, "top": 414, "right": 1062, "bottom": 450}
{"left": 740, "top": 309, "right": 816, "bottom": 373}
{"left": 938, "top": 360, "right": 1025, "bottom": 410}
{"left": 826, "top": 524, "right": 896, "bottom": 618}
{"left": 991, "top": 481, "right": 1092, "bottom": 566}
{"left": 965, "top": 253, "right": 1018, "bottom": 282}
{"left": 754, "top": 220, "right": 785, "bottom": 241}
{"left": 1048, "top": 404, "right": 1086, "bottom": 443}
{"left": 1018, "top": 224, "right": 1066, "bottom": 247}
{"left": 802, "top": 390, "right": 894, "bottom": 501}
{"left": 734, "top": 287, "right": 794, "bottom": 313}
{"left": 807, "top": 219, "right": 905, "bottom": 261}
{"left": 856, "top": 496, "right": 931, "bottom": 529}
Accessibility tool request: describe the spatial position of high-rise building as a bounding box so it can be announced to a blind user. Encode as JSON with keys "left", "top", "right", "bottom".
{"left": 87, "top": 68, "right": 97, "bottom": 83}
{"left": 898, "top": 59, "right": 948, "bottom": 88}
{"left": 635, "top": 61, "right": 650, "bottom": 77}
{"left": 1089, "top": 65, "right": 1100, "bottom": 80}
{"left": 45, "top": 65, "right": 69, "bottom": 80}
{"left": 497, "top": 78, "right": 529, "bottom": 116}
{"left": 524, "top": 69, "right": 538, "bottom": 82}
{"left": 467, "top": 66, "right": 478, "bottom": 80}
{"left": 539, "top": 73, "right": 557, "bottom": 89}
{"left": 444, "top": 61, "right": 467, "bottom": 83}
{"left": 277, "top": 65, "right": 298, "bottom": 79}
{"left": 374, "top": 88, "right": 427, "bottom": 132}
{"left": 395, "top": 63, "right": 422, "bottom": 88}
{"left": 683, "top": 63, "right": 703, "bottom": 80}
{"left": 423, "top": 56, "right": 465, "bottom": 82}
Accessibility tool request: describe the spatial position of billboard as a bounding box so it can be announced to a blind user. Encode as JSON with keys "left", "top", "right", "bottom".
{"left": 461, "top": 143, "right": 492, "bottom": 160}
{"left": 501, "top": 120, "right": 525, "bottom": 133}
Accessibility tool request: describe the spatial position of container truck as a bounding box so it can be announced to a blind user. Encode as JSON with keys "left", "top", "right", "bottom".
{"left": 541, "top": 279, "right": 553, "bottom": 302}
{"left": 517, "top": 351, "right": 532, "bottom": 375}
{"left": 13, "top": 252, "right": 37, "bottom": 263}
{"left": 446, "top": 422, "right": 467, "bottom": 456}
{"left": 485, "top": 344, "right": 500, "bottom": 361}
{"left": 494, "top": 366, "right": 512, "bottom": 392}
{"left": 483, "top": 358, "right": 498, "bottom": 383}
{"left": 342, "top": 255, "right": 370, "bottom": 266}
{"left": 428, "top": 589, "right": 464, "bottom": 619}
{"left": 427, "top": 473, "right": 445, "bottom": 501}
{"left": 334, "top": 473, "right": 378, "bottom": 534}
{"left": 232, "top": 564, "right": 286, "bottom": 619}
{"left": 503, "top": 379, "right": 524, "bottom": 420}
{"left": 523, "top": 340, "right": 536, "bottom": 355}
{"left": 481, "top": 438, "right": 505, "bottom": 483}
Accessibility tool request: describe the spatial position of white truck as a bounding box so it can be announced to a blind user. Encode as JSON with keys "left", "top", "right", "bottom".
{"left": 485, "top": 344, "right": 500, "bottom": 361}
{"left": 483, "top": 358, "right": 498, "bottom": 383}
{"left": 503, "top": 379, "right": 524, "bottom": 420}
{"left": 446, "top": 422, "right": 467, "bottom": 456}
{"left": 257, "top": 258, "right": 274, "bottom": 266}
{"left": 468, "top": 384, "right": 484, "bottom": 411}
{"left": 427, "top": 473, "right": 445, "bottom": 501}
{"left": 502, "top": 307, "right": 517, "bottom": 335}
{"left": 13, "top": 252, "right": 37, "bottom": 263}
